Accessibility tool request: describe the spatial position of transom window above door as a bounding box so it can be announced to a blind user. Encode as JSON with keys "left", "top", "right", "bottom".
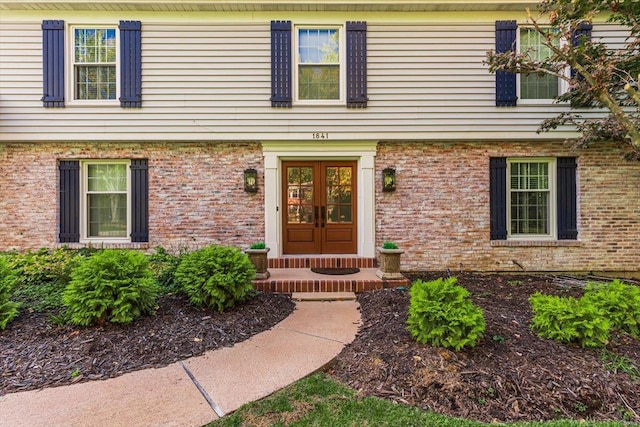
{"left": 295, "top": 26, "right": 343, "bottom": 103}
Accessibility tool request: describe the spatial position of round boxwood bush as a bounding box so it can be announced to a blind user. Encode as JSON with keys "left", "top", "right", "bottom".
{"left": 407, "top": 276, "right": 486, "bottom": 350}
{"left": 0, "top": 256, "right": 20, "bottom": 330}
{"left": 174, "top": 245, "right": 256, "bottom": 312}
{"left": 63, "top": 249, "right": 159, "bottom": 326}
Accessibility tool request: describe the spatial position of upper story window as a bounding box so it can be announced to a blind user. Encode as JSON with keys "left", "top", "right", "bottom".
{"left": 296, "top": 27, "right": 343, "bottom": 103}
{"left": 73, "top": 28, "right": 118, "bottom": 101}
{"left": 518, "top": 28, "right": 564, "bottom": 101}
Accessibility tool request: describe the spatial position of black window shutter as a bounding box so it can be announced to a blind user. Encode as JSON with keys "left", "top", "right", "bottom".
{"left": 490, "top": 157, "right": 508, "bottom": 240}
{"left": 130, "top": 159, "right": 149, "bottom": 242}
{"left": 270, "top": 21, "right": 292, "bottom": 108}
{"left": 557, "top": 157, "right": 578, "bottom": 240}
{"left": 346, "top": 21, "right": 368, "bottom": 108}
{"left": 42, "top": 20, "right": 65, "bottom": 108}
{"left": 119, "top": 21, "right": 142, "bottom": 108}
{"left": 495, "top": 20, "right": 518, "bottom": 107}
{"left": 59, "top": 161, "right": 80, "bottom": 243}
{"left": 571, "top": 22, "right": 592, "bottom": 79}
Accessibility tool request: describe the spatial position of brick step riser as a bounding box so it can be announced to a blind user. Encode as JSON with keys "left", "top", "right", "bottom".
{"left": 253, "top": 278, "right": 409, "bottom": 293}
{"left": 268, "top": 257, "right": 376, "bottom": 269}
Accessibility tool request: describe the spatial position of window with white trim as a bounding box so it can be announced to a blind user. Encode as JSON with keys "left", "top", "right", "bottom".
{"left": 82, "top": 161, "right": 130, "bottom": 240}
{"left": 72, "top": 27, "right": 118, "bottom": 101}
{"left": 519, "top": 28, "right": 564, "bottom": 101}
{"left": 295, "top": 26, "right": 343, "bottom": 103}
{"left": 507, "top": 158, "right": 556, "bottom": 239}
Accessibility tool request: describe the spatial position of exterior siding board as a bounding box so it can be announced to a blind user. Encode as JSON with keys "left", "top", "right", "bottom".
{"left": 0, "top": 20, "right": 625, "bottom": 141}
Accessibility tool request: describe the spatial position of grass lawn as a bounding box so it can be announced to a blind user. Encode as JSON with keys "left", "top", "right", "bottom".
{"left": 208, "top": 373, "right": 626, "bottom": 427}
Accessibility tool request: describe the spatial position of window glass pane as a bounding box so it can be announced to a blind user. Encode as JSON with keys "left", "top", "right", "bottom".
{"left": 88, "top": 194, "right": 127, "bottom": 237}
{"left": 88, "top": 164, "right": 127, "bottom": 192}
{"left": 298, "top": 29, "right": 339, "bottom": 64}
{"left": 299, "top": 65, "right": 339, "bottom": 100}
{"left": 74, "top": 28, "right": 117, "bottom": 100}
{"left": 509, "top": 161, "right": 550, "bottom": 235}
{"left": 520, "top": 28, "right": 559, "bottom": 100}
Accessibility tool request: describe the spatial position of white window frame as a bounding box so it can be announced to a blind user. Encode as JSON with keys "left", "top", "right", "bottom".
{"left": 293, "top": 25, "right": 345, "bottom": 105}
{"left": 507, "top": 158, "right": 557, "bottom": 240}
{"left": 67, "top": 24, "right": 120, "bottom": 106}
{"left": 517, "top": 26, "right": 569, "bottom": 105}
{"left": 80, "top": 160, "right": 131, "bottom": 243}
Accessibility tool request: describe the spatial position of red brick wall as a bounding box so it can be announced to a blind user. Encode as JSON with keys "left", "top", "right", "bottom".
{"left": 0, "top": 142, "right": 266, "bottom": 252}
{"left": 376, "top": 141, "right": 640, "bottom": 273}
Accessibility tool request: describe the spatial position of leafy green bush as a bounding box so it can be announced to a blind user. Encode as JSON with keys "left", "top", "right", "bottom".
{"left": 407, "top": 277, "right": 486, "bottom": 350}
{"left": 583, "top": 280, "right": 640, "bottom": 338}
{"left": 529, "top": 292, "right": 610, "bottom": 348}
{"left": 249, "top": 242, "right": 267, "bottom": 250}
{"left": 148, "top": 246, "right": 183, "bottom": 295}
{"left": 9, "top": 248, "right": 80, "bottom": 312}
{"left": 382, "top": 241, "right": 398, "bottom": 250}
{"left": 174, "top": 245, "right": 256, "bottom": 312}
{"left": 63, "top": 249, "right": 159, "bottom": 326}
{"left": 0, "top": 256, "right": 20, "bottom": 329}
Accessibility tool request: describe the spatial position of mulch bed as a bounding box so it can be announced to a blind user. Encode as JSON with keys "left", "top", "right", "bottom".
{"left": 330, "top": 273, "right": 640, "bottom": 423}
{"left": 0, "top": 292, "right": 295, "bottom": 396}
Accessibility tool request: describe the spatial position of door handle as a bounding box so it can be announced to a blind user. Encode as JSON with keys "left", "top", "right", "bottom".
{"left": 321, "top": 206, "right": 326, "bottom": 228}
{"left": 314, "top": 206, "right": 319, "bottom": 228}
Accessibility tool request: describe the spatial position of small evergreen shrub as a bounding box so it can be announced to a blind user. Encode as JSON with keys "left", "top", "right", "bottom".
{"left": 583, "top": 280, "right": 640, "bottom": 338}
{"left": 249, "top": 242, "right": 267, "bottom": 250}
{"left": 174, "top": 245, "right": 256, "bottom": 312}
{"left": 382, "top": 241, "right": 398, "bottom": 250}
{"left": 148, "top": 246, "right": 183, "bottom": 295}
{"left": 63, "top": 249, "right": 159, "bottom": 326}
{"left": 407, "top": 277, "right": 486, "bottom": 350}
{"left": 529, "top": 292, "right": 610, "bottom": 348}
{"left": 0, "top": 256, "right": 20, "bottom": 330}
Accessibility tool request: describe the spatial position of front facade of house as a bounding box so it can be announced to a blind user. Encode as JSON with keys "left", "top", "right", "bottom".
{"left": 0, "top": 0, "right": 638, "bottom": 274}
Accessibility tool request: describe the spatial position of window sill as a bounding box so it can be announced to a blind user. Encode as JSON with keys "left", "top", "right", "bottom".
{"left": 491, "top": 240, "right": 582, "bottom": 247}
{"left": 57, "top": 242, "right": 150, "bottom": 250}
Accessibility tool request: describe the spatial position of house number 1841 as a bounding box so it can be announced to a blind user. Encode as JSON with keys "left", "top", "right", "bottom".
{"left": 312, "top": 132, "right": 329, "bottom": 140}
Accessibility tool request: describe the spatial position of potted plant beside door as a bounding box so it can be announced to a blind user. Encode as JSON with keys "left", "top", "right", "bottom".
{"left": 376, "top": 241, "right": 404, "bottom": 280}
{"left": 245, "top": 242, "right": 270, "bottom": 280}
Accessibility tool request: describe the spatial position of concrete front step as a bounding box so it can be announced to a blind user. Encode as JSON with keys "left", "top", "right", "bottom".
{"left": 253, "top": 268, "right": 409, "bottom": 293}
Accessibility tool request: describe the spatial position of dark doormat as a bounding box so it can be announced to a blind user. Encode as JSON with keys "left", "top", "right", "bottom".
{"left": 311, "top": 267, "right": 361, "bottom": 275}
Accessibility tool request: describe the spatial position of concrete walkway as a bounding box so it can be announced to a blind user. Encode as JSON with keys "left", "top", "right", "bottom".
{"left": 0, "top": 294, "right": 361, "bottom": 427}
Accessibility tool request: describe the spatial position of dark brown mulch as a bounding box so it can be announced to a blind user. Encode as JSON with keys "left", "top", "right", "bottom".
{"left": 330, "top": 273, "right": 640, "bottom": 423}
{"left": 0, "top": 292, "right": 295, "bottom": 396}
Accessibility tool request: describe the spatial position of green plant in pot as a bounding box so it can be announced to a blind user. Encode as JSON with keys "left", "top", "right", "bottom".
{"left": 245, "top": 242, "right": 270, "bottom": 280}
{"left": 377, "top": 241, "right": 404, "bottom": 280}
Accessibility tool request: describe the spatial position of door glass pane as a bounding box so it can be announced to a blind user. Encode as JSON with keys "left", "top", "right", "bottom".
{"left": 325, "top": 166, "right": 352, "bottom": 224}
{"left": 287, "top": 167, "right": 314, "bottom": 224}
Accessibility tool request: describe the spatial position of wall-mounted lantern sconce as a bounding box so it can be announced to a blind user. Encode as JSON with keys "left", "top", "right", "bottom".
{"left": 382, "top": 168, "right": 396, "bottom": 192}
{"left": 244, "top": 168, "right": 258, "bottom": 193}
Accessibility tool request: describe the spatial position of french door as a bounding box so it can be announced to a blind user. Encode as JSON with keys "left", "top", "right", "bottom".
{"left": 282, "top": 161, "right": 357, "bottom": 254}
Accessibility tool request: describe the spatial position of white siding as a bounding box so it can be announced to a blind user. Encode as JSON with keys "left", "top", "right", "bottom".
{"left": 0, "top": 17, "right": 625, "bottom": 142}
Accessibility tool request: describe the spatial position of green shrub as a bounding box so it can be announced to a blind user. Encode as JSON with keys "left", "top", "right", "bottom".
{"left": 583, "top": 280, "right": 640, "bottom": 338}
{"left": 407, "top": 277, "right": 486, "bottom": 350}
{"left": 174, "top": 245, "right": 256, "bottom": 312}
{"left": 10, "top": 248, "right": 80, "bottom": 312}
{"left": 148, "top": 246, "right": 183, "bottom": 295}
{"left": 0, "top": 256, "right": 20, "bottom": 330}
{"left": 529, "top": 292, "right": 610, "bottom": 348}
{"left": 249, "top": 242, "right": 267, "bottom": 250}
{"left": 63, "top": 249, "right": 159, "bottom": 326}
{"left": 382, "top": 241, "right": 398, "bottom": 250}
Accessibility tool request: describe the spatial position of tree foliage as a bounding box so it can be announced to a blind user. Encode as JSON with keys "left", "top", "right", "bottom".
{"left": 486, "top": 0, "right": 640, "bottom": 157}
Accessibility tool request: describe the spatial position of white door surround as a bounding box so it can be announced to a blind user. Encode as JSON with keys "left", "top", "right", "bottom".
{"left": 261, "top": 141, "right": 378, "bottom": 258}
